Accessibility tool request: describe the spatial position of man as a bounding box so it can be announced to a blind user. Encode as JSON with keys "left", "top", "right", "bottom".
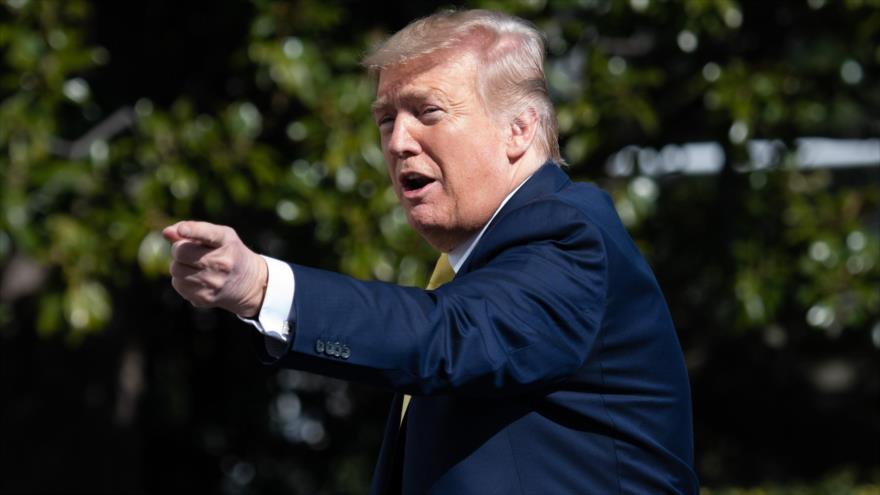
{"left": 164, "top": 9, "right": 699, "bottom": 494}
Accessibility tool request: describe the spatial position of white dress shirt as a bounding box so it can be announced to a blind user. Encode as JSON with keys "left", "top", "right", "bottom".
{"left": 244, "top": 175, "right": 532, "bottom": 355}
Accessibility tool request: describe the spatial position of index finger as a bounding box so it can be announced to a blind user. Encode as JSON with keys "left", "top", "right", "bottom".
{"left": 162, "top": 222, "right": 185, "bottom": 243}
{"left": 169, "top": 220, "right": 228, "bottom": 248}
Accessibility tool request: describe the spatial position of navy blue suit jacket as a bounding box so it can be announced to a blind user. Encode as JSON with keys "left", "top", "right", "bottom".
{"left": 264, "top": 163, "right": 698, "bottom": 493}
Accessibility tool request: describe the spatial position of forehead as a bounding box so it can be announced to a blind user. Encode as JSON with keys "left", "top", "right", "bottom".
{"left": 373, "top": 51, "right": 479, "bottom": 108}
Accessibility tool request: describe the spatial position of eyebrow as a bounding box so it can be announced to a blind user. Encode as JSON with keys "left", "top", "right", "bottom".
{"left": 370, "top": 89, "right": 447, "bottom": 117}
{"left": 370, "top": 99, "right": 391, "bottom": 117}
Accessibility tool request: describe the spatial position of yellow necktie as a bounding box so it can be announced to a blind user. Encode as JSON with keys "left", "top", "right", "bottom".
{"left": 400, "top": 253, "right": 455, "bottom": 424}
{"left": 425, "top": 253, "right": 456, "bottom": 290}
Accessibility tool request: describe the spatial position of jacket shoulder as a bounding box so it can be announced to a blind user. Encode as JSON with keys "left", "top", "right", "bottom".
{"left": 471, "top": 193, "right": 598, "bottom": 259}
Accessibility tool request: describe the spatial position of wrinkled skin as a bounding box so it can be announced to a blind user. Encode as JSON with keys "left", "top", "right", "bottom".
{"left": 372, "top": 50, "right": 533, "bottom": 251}
{"left": 163, "top": 221, "right": 267, "bottom": 317}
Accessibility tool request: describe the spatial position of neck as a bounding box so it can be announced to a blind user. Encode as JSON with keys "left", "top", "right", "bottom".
{"left": 508, "top": 149, "right": 547, "bottom": 189}
{"left": 424, "top": 153, "right": 548, "bottom": 253}
{"left": 442, "top": 161, "right": 541, "bottom": 255}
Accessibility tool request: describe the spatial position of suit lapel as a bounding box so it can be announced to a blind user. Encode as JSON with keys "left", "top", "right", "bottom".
{"left": 458, "top": 162, "right": 571, "bottom": 276}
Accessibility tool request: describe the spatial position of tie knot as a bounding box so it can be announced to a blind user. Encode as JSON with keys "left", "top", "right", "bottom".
{"left": 426, "top": 253, "right": 455, "bottom": 290}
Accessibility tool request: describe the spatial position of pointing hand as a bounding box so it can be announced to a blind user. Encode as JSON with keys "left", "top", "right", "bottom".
{"left": 162, "top": 221, "right": 268, "bottom": 317}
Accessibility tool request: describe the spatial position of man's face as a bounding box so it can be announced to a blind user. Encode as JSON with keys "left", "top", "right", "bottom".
{"left": 372, "top": 51, "right": 516, "bottom": 252}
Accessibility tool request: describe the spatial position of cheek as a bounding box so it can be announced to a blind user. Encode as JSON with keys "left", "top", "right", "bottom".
{"left": 384, "top": 158, "right": 399, "bottom": 190}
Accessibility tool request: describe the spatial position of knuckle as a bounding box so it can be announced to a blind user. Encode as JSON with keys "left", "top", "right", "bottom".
{"left": 190, "top": 292, "right": 213, "bottom": 308}
{"left": 172, "top": 241, "right": 196, "bottom": 262}
{"left": 214, "top": 259, "right": 233, "bottom": 274}
{"left": 222, "top": 226, "right": 237, "bottom": 243}
{"left": 204, "top": 276, "right": 224, "bottom": 291}
{"left": 170, "top": 241, "right": 182, "bottom": 260}
{"left": 169, "top": 262, "right": 184, "bottom": 278}
{"left": 171, "top": 276, "right": 188, "bottom": 292}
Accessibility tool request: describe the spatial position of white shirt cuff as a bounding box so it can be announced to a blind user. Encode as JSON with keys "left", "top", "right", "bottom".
{"left": 238, "top": 255, "right": 295, "bottom": 346}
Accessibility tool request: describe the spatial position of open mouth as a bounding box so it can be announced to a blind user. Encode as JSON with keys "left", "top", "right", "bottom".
{"left": 401, "top": 172, "right": 436, "bottom": 193}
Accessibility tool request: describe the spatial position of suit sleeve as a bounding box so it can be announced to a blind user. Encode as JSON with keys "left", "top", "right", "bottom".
{"left": 270, "top": 198, "right": 608, "bottom": 397}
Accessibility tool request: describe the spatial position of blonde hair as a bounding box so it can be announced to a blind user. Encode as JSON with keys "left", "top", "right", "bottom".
{"left": 363, "top": 9, "right": 562, "bottom": 164}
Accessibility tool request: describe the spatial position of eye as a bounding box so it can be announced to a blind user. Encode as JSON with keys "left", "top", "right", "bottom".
{"left": 420, "top": 106, "right": 442, "bottom": 122}
{"left": 377, "top": 114, "right": 394, "bottom": 131}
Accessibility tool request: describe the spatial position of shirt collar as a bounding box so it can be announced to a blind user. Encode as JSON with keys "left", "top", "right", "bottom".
{"left": 447, "top": 175, "right": 533, "bottom": 273}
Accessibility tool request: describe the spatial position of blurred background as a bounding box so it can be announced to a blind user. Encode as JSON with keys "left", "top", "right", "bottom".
{"left": 0, "top": 0, "right": 878, "bottom": 493}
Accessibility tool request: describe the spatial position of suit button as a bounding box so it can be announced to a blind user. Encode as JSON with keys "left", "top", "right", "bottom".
{"left": 340, "top": 345, "right": 351, "bottom": 359}
{"left": 315, "top": 339, "right": 325, "bottom": 354}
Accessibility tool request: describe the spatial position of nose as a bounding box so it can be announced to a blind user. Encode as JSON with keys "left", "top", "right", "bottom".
{"left": 386, "top": 114, "right": 421, "bottom": 160}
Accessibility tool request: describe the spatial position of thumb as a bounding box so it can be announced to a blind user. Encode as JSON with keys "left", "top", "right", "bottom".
{"left": 173, "top": 220, "right": 228, "bottom": 248}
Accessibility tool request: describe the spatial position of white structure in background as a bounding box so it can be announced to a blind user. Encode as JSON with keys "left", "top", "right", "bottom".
{"left": 605, "top": 138, "right": 880, "bottom": 177}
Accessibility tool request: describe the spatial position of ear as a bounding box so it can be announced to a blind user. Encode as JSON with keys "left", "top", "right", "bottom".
{"left": 506, "top": 107, "right": 539, "bottom": 163}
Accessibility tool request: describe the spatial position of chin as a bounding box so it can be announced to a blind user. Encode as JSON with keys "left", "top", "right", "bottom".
{"left": 406, "top": 207, "right": 442, "bottom": 231}
{"left": 420, "top": 232, "right": 461, "bottom": 253}
{"left": 407, "top": 219, "right": 453, "bottom": 252}
{"left": 412, "top": 223, "right": 477, "bottom": 254}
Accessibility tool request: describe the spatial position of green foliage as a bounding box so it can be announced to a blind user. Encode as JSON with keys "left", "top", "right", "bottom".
{"left": 0, "top": 0, "right": 878, "bottom": 492}
{"left": 702, "top": 469, "right": 880, "bottom": 494}
{"left": 2, "top": 0, "right": 876, "bottom": 341}
{"left": 728, "top": 168, "right": 879, "bottom": 333}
